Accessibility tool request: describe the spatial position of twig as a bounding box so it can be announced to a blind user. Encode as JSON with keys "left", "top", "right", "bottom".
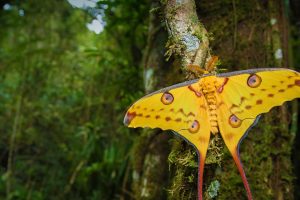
{"left": 6, "top": 94, "right": 22, "bottom": 199}
{"left": 63, "top": 159, "right": 86, "bottom": 195}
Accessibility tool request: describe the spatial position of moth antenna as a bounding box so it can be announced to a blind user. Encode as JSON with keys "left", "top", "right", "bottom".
{"left": 205, "top": 56, "right": 219, "bottom": 72}
{"left": 186, "top": 64, "right": 207, "bottom": 77}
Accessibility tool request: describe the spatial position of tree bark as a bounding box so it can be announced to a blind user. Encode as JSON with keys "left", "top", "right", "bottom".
{"left": 164, "top": 0, "right": 211, "bottom": 69}
{"left": 130, "top": 1, "right": 180, "bottom": 199}
{"left": 131, "top": 0, "right": 296, "bottom": 199}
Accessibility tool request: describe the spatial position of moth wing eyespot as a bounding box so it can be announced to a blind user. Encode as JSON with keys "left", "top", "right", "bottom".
{"left": 229, "top": 114, "right": 242, "bottom": 128}
{"left": 188, "top": 120, "right": 200, "bottom": 133}
{"left": 247, "top": 74, "right": 262, "bottom": 88}
{"left": 161, "top": 92, "right": 174, "bottom": 105}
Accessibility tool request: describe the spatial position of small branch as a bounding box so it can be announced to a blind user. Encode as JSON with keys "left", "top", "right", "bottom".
{"left": 63, "top": 160, "right": 86, "bottom": 195}
{"left": 6, "top": 94, "right": 22, "bottom": 199}
{"left": 165, "top": 0, "right": 211, "bottom": 70}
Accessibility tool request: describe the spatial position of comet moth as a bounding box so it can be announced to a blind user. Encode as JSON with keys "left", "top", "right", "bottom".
{"left": 123, "top": 57, "right": 300, "bottom": 200}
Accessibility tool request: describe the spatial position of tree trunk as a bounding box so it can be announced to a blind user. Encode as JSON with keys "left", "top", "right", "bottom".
{"left": 131, "top": 0, "right": 297, "bottom": 199}
{"left": 130, "top": 1, "right": 182, "bottom": 199}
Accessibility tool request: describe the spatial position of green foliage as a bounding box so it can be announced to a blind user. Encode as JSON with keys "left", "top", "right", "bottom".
{"left": 0, "top": 0, "right": 149, "bottom": 199}
{"left": 1, "top": 0, "right": 299, "bottom": 200}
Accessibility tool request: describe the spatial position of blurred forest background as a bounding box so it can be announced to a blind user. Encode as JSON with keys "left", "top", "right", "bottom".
{"left": 0, "top": 0, "right": 300, "bottom": 200}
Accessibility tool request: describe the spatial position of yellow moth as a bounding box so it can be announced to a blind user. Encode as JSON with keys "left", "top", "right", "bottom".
{"left": 124, "top": 67, "right": 300, "bottom": 200}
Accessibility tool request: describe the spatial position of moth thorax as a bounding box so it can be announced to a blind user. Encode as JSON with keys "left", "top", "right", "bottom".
{"left": 202, "top": 85, "right": 215, "bottom": 94}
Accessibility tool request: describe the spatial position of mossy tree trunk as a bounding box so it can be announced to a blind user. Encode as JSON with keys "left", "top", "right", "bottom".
{"left": 130, "top": 1, "right": 184, "bottom": 199}
{"left": 201, "top": 1, "right": 295, "bottom": 199}
{"left": 130, "top": 0, "right": 297, "bottom": 199}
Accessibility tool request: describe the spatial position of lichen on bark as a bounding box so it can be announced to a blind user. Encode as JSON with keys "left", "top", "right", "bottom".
{"left": 164, "top": 0, "right": 212, "bottom": 71}
{"left": 163, "top": 1, "right": 224, "bottom": 199}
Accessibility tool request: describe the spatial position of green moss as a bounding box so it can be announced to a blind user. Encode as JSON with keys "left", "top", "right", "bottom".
{"left": 165, "top": 36, "right": 186, "bottom": 61}
{"left": 206, "top": 134, "right": 224, "bottom": 165}
{"left": 167, "top": 1, "right": 295, "bottom": 199}
{"left": 167, "top": 139, "right": 198, "bottom": 200}
{"left": 168, "top": 140, "right": 198, "bottom": 168}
